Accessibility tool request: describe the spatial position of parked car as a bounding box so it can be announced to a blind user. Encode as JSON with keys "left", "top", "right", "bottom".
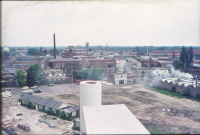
{"left": 22, "top": 86, "right": 29, "bottom": 90}
{"left": 22, "top": 90, "right": 33, "bottom": 95}
{"left": 34, "top": 89, "right": 42, "bottom": 93}
{"left": 2, "top": 88, "right": 11, "bottom": 92}
{"left": 18, "top": 123, "right": 30, "bottom": 131}
{"left": 38, "top": 119, "right": 44, "bottom": 122}
{"left": 30, "top": 86, "right": 38, "bottom": 89}
{"left": 48, "top": 84, "right": 54, "bottom": 86}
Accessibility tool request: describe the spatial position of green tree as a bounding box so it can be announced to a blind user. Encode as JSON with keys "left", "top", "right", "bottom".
{"left": 2, "top": 51, "right": 10, "bottom": 57}
{"left": 149, "top": 63, "right": 156, "bottom": 68}
{"left": 170, "top": 86, "right": 176, "bottom": 93}
{"left": 55, "top": 65, "right": 60, "bottom": 69}
{"left": 27, "top": 48, "right": 36, "bottom": 55}
{"left": 189, "top": 46, "right": 193, "bottom": 70}
{"left": 16, "top": 69, "right": 27, "bottom": 86}
{"left": 140, "top": 51, "right": 145, "bottom": 55}
{"left": 172, "top": 60, "right": 184, "bottom": 70}
{"left": 59, "top": 111, "right": 67, "bottom": 119}
{"left": 73, "top": 68, "right": 104, "bottom": 80}
{"left": 27, "top": 64, "right": 45, "bottom": 86}
{"left": 46, "top": 108, "right": 53, "bottom": 115}
{"left": 114, "top": 66, "right": 119, "bottom": 73}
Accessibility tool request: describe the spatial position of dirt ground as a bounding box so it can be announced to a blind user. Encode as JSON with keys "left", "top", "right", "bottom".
{"left": 3, "top": 84, "right": 200, "bottom": 134}
{"left": 2, "top": 105, "right": 79, "bottom": 134}
{"left": 45, "top": 84, "right": 200, "bottom": 134}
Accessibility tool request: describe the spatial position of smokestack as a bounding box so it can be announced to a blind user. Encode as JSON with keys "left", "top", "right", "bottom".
{"left": 54, "top": 33, "right": 56, "bottom": 59}
{"left": 173, "top": 51, "right": 175, "bottom": 59}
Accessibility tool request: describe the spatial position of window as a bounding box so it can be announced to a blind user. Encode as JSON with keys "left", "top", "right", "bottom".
{"left": 72, "top": 111, "right": 76, "bottom": 117}
{"left": 45, "top": 107, "right": 49, "bottom": 111}
{"left": 65, "top": 112, "right": 68, "bottom": 117}
{"left": 39, "top": 105, "right": 42, "bottom": 109}
{"left": 76, "top": 122, "right": 80, "bottom": 127}
{"left": 32, "top": 103, "right": 35, "bottom": 106}
{"left": 22, "top": 100, "right": 25, "bottom": 104}
{"left": 52, "top": 109, "right": 56, "bottom": 113}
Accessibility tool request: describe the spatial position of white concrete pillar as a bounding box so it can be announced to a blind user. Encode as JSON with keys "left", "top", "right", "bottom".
{"left": 80, "top": 81, "right": 102, "bottom": 133}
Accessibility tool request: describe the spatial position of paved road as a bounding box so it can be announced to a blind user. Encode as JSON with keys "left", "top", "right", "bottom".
{"left": 3, "top": 83, "right": 137, "bottom": 102}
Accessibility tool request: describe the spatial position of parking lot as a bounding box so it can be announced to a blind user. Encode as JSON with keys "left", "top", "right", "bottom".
{"left": 3, "top": 83, "right": 81, "bottom": 101}
{"left": 3, "top": 83, "right": 136, "bottom": 102}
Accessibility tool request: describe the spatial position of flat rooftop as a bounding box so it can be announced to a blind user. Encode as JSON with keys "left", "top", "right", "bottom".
{"left": 82, "top": 104, "right": 150, "bottom": 134}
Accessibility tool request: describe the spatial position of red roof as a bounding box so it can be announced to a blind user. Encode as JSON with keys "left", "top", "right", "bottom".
{"left": 168, "top": 53, "right": 180, "bottom": 56}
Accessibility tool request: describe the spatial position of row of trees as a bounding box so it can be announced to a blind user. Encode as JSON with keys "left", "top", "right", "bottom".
{"left": 16, "top": 64, "right": 45, "bottom": 87}
{"left": 73, "top": 68, "right": 104, "bottom": 80}
{"left": 172, "top": 46, "right": 193, "bottom": 71}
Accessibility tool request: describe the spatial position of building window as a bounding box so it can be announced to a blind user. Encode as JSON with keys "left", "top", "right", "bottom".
{"left": 39, "top": 105, "right": 42, "bottom": 109}
{"left": 52, "top": 109, "right": 56, "bottom": 113}
{"left": 22, "top": 100, "right": 25, "bottom": 104}
{"left": 76, "top": 122, "right": 80, "bottom": 127}
{"left": 72, "top": 111, "right": 76, "bottom": 117}
{"left": 32, "top": 103, "right": 35, "bottom": 106}
{"left": 64, "top": 112, "right": 68, "bottom": 117}
{"left": 45, "top": 107, "right": 49, "bottom": 111}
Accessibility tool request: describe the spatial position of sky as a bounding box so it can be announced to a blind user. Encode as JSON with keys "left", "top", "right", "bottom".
{"left": 2, "top": 0, "right": 200, "bottom": 47}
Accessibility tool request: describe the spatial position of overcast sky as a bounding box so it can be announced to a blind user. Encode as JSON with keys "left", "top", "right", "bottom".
{"left": 2, "top": 0, "right": 200, "bottom": 47}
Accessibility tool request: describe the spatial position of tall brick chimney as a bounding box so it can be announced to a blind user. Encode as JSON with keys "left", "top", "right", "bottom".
{"left": 54, "top": 33, "right": 56, "bottom": 59}
{"left": 172, "top": 51, "right": 175, "bottom": 59}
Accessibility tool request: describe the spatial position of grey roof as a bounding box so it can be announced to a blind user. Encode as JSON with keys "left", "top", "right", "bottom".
{"left": 71, "top": 105, "right": 80, "bottom": 111}
{"left": 66, "top": 108, "right": 75, "bottom": 113}
{"left": 20, "top": 94, "right": 66, "bottom": 109}
{"left": 65, "top": 105, "right": 80, "bottom": 113}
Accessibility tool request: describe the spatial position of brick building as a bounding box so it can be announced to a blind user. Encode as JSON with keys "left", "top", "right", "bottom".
{"left": 2, "top": 69, "right": 17, "bottom": 87}
{"left": 45, "top": 58, "right": 116, "bottom": 77}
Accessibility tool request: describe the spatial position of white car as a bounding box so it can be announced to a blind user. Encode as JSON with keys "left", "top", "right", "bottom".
{"left": 22, "top": 86, "right": 29, "bottom": 90}
{"left": 106, "top": 83, "right": 114, "bottom": 86}
{"left": 30, "top": 86, "right": 38, "bottom": 89}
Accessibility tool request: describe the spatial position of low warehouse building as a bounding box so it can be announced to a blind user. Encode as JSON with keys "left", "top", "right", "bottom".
{"left": 109, "top": 73, "right": 127, "bottom": 85}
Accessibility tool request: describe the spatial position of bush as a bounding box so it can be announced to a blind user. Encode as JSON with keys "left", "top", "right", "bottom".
{"left": 182, "top": 89, "right": 191, "bottom": 97}
{"left": 170, "top": 86, "right": 176, "bottom": 93}
{"left": 195, "top": 93, "right": 200, "bottom": 100}
{"left": 59, "top": 111, "right": 66, "bottom": 119}
{"left": 17, "top": 98, "right": 22, "bottom": 102}
{"left": 46, "top": 108, "right": 53, "bottom": 115}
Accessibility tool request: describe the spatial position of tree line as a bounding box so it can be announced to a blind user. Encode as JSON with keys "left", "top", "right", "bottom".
{"left": 16, "top": 64, "right": 45, "bottom": 87}
{"left": 172, "top": 46, "right": 193, "bottom": 71}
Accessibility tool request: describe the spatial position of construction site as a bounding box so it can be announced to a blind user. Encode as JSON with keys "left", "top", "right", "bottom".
{"left": 2, "top": 82, "right": 200, "bottom": 134}
{"left": 44, "top": 84, "right": 200, "bottom": 134}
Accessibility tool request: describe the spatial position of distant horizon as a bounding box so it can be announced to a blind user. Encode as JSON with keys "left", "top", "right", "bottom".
{"left": 2, "top": 1, "right": 200, "bottom": 47}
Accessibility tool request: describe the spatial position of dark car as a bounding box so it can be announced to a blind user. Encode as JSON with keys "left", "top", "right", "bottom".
{"left": 34, "top": 89, "right": 42, "bottom": 93}
{"left": 48, "top": 84, "right": 54, "bottom": 86}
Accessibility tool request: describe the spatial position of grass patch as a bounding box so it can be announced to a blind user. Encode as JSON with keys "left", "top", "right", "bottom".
{"left": 39, "top": 115, "right": 46, "bottom": 119}
{"left": 56, "top": 94, "right": 79, "bottom": 100}
{"left": 145, "top": 86, "right": 200, "bottom": 103}
{"left": 102, "top": 90, "right": 119, "bottom": 94}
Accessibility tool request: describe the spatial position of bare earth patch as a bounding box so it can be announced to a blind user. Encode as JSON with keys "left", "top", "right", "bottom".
{"left": 43, "top": 84, "right": 200, "bottom": 134}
